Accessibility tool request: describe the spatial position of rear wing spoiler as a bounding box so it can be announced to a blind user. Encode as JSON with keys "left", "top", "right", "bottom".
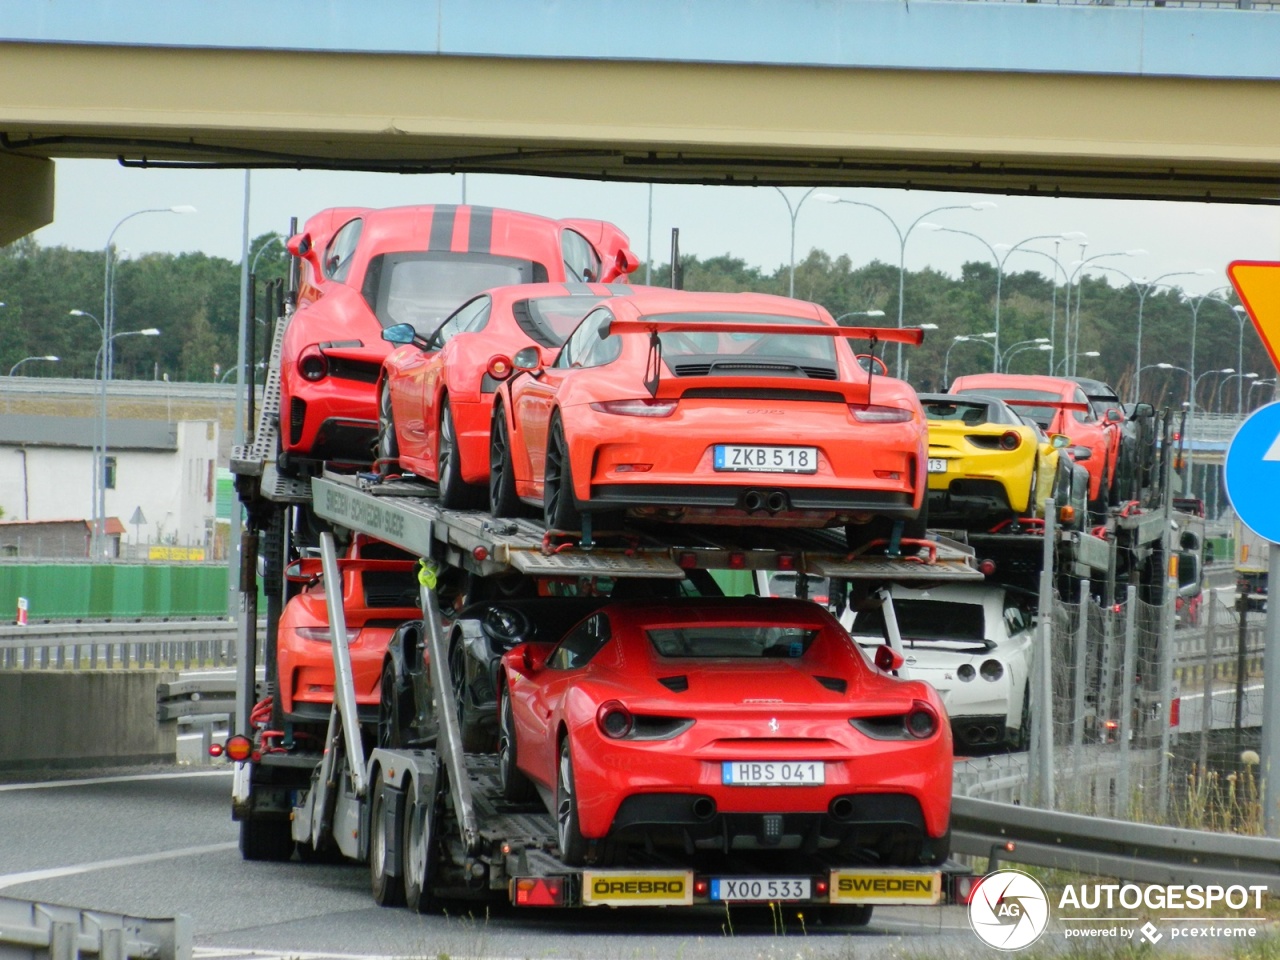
{"left": 996, "top": 398, "right": 1091, "bottom": 412}
{"left": 602, "top": 320, "right": 925, "bottom": 396}
{"left": 603, "top": 320, "right": 926, "bottom": 345}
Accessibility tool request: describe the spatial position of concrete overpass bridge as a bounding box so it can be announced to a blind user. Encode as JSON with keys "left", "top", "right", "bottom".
{"left": 4, "top": 0, "right": 1280, "bottom": 245}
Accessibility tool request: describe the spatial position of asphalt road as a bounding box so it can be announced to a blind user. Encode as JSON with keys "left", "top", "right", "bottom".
{"left": 0, "top": 765, "right": 981, "bottom": 960}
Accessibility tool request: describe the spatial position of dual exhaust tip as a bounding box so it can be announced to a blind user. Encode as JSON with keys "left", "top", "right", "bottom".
{"left": 742, "top": 490, "right": 791, "bottom": 514}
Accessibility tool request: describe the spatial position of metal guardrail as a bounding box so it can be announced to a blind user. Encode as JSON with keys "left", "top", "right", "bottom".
{"left": 0, "top": 896, "right": 190, "bottom": 960}
{"left": 952, "top": 795, "right": 1280, "bottom": 891}
{"left": 0, "top": 621, "right": 241, "bottom": 670}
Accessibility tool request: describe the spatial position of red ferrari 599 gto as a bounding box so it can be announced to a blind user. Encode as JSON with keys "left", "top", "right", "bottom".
{"left": 497, "top": 597, "right": 952, "bottom": 868}
{"left": 488, "top": 289, "right": 928, "bottom": 550}
{"left": 278, "top": 204, "right": 637, "bottom": 472}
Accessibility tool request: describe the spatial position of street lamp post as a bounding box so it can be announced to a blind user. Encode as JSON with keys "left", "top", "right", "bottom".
{"left": 1231, "top": 304, "right": 1251, "bottom": 413}
{"left": 1181, "top": 287, "right": 1235, "bottom": 402}
{"left": 815, "top": 194, "right": 994, "bottom": 378}
{"left": 1250, "top": 378, "right": 1278, "bottom": 410}
{"left": 69, "top": 309, "right": 106, "bottom": 554}
{"left": 93, "top": 328, "right": 162, "bottom": 558}
{"left": 1124, "top": 269, "right": 1215, "bottom": 400}
{"left": 8, "top": 356, "right": 59, "bottom": 376}
{"left": 774, "top": 188, "right": 818, "bottom": 299}
{"left": 1215, "top": 372, "right": 1258, "bottom": 413}
{"left": 834, "top": 309, "right": 886, "bottom": 324}
{"left": 1159, "top": 363, "right": 1233, "bottom": 501}
{"left": 943, "top": 332, "right": 997, "bottom": 386}
{"left": 1064, "top": 249, "right": 1148, "bottom": 376}
{"left": 1055, "top": 350, "right": 1101, "bottom": 375}
{"left": 999, "top": 337, "right": 1050, "bottom": 369}
{"left": 1003, "top": 342, "right": 1053, "bottom": 371}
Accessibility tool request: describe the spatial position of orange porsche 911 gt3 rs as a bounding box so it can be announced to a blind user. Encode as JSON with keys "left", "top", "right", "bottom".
{"left": 487, "top": 289, "right": 927, "bottom": 550}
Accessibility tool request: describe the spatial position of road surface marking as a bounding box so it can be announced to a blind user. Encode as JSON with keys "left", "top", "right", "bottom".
{"left": 0, "top": 842, "right": 238, "bottom": 889}
{"left": 0, "top": 769, "right": 232, "bottom": 792}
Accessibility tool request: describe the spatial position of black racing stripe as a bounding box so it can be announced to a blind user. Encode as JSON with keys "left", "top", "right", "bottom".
{"left": 469, "top": 205, "right": 494, "bottom": 253}
{"left": 428, "top": 205, "right": 456, "bottom": 251}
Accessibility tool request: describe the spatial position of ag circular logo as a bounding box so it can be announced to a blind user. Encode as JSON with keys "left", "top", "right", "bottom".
{"left": 969, "top": 869, "right": 1050, "bottom": 951}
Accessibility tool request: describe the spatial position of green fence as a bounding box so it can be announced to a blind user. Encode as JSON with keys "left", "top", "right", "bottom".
{"left": 0, "top": 564, "right": 231, "bottom": 621}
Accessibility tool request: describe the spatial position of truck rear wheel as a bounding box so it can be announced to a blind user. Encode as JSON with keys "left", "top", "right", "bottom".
{"left": 369, "top": 777, "right": 405, "bottom": 907}
{"left": 239, "top": 815, "right": 293, "bottom": 862}
{"left": 403, "top": 780, "right": 439, "bottom": 913}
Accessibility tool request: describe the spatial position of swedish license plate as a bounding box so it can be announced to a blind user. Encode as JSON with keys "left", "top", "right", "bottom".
{"left": 713, "top": 445, "right": 817, "bottom": 474}
{"left": 927, "top": 458, "right": 948, "bottom": 473}
{"left": 711, "top": 877, "right": 811, "bottom": 902}
{"left": 722, "top": 760, "right": 825, "bottom": 785}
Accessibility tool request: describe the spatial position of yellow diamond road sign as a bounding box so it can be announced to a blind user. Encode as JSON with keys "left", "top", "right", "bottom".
{"left": 1228, "top": 260, "right": 1280, "bottom": 375}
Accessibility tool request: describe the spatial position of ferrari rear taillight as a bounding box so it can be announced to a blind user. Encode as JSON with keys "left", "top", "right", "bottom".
{"left": 1000, "top": 430, "right": 1022, "bottom": 451}
{"left": 299, "top": 346, "right": 328, "bottom": 381}
{"left": 850, "top": 404, "right": 913, "bottom": 423}
{"left": 596, "top": 700, "right": 634, "bottom": 739}
{"left": 907, "top": 701, "right": 938, "bottom": 739}
{"left": 486, "top": 355, "right": 513, "bottom": 381}
{"left": 590, "top": 399, "right": 678, "bottom": 417}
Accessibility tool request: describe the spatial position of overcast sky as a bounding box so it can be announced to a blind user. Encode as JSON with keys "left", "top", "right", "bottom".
{"left": 30, "top": 159, "right": 1280, "bottom": 301}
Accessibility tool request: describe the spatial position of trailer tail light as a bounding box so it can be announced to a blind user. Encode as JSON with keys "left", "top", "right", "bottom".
{"left": 677, "top": 552, "right": 698, "bottom": 569}
{"left": 225, "top": 734, "right": 253, "bottom": 762}
{"left": 978, "top": 559, "right": 997, "bottom": 576}
{"left": 694, "top": 878, "right": 710, "bottom": 897}
{"left": 486, "top": 355, "right": 513, "bottom": 381}
{"left": 815, "top": 878, "right": 829, "bottom": 897}
{"left": 472, "top": 546, "right": 489, "bottom": 562}
{"left": 776, "top": 554, "right": 796, "bottom": 571}
{"left": 1059, "top": 504, "right": 1076, "bottom": 525}
{"left": 727, "top": 552, "right": 746, "bottom": 570}
{"left": 952, "top": 873, "right": 980, "bottom": 905}
{"left": 208, "top": 742, "right": 224, "bottom": 758}
{"left": 513, "top": 877, "right": 565, "bottom": 906}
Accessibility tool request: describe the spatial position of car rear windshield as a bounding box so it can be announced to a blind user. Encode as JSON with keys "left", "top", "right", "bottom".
{"left": 517, "top": 296, "right": 609, "bottom": 347}
{"left": 647, "top": 625, "right": 819, "bottom": 659}
{"left": 956, "top": 387, "right": 1061, "bottom": 427}
{"left": 645, "top": 312, "right": 838, "bottom": 367}
{"left": 851, "top": 600, "right": 985, "bottom": 642}
{"left": 922, "top": 399, "right": 998, "bottom": 425}
{"left": 363, "top": 252, "right": 542, "bottom": 333}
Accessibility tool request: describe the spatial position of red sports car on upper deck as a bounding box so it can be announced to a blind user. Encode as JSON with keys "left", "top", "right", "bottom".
{"left": 497, "top": 597, "right": 952, "bottom": 869}
{"left": 487, "top": 288, "right": 927, "bottom": 551}
{"left": 375, "top": 282, "right": 626, "bottom": 507}
{"left": 948, "top": 372, "right": 1122, "bottom": 508}
{"left": 278, "top": 204, "right": 637, "bottom": 472}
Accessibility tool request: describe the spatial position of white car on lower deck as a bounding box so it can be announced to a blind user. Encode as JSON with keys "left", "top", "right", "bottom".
{"left": 844, "top": 582, "right": 1036, "bottom": 752}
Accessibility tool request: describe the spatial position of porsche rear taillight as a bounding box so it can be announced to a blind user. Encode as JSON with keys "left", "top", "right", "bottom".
{"left": 907, "top": 701, "right": 939, "bottom": 739}
{"left": 596, "top": 700, "right": 634, "bottom": 739}
{"left": 850, "top": 404, "right": 913, "bottom": 423}
{"left": 486, "top": 355, "right": 513, "bottom": 381}
{"left": 590, "top": 399, "right": 678, "bottom": 417}
{"left": 1000, "top": 430, "right": 1022, "bottom": 451}
{"left": 299, "top": 345, "right": 328, "bottom": 382}
{"left": 295, "top": 626, "right": 361, "bottom": 643}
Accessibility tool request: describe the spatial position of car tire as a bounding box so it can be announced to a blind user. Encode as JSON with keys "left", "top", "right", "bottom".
{"left": 239, "top": 815, "right": 294, "bottom": 862}
{"left": 403, "top": 777, "right": 439, "bottom": 913}
{"left": 816, "top": 904, "right": 874, "bottom": 928}
{"left": 375, "top": 382, "right": 400, "bottom": 477}
{"left": 378, "top": 659, "right": 414, "bottom": 749}
{"left": 369, "top": 776, "right": 406, "bottom": 907}
{"left": 437, "top": 398, "right": 483, "bottom": 509}
{"left": 488, "top": 404, "right": 524, "bottom": 518}
{"left": 450, "top": 639, "right": 494, "bottom": 753}
{"left": 544, "top": 416, "right": 584, "bottom": 531}
{"left": 556, "top": 737, "right": 590, "bottom": 866}
{"left": 498, "top": 687, "right": 537, "bottom": 802}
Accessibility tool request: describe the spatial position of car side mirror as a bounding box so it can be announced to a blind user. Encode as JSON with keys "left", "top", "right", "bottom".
{"left": 286, "top": 232, "right": 322, "bottom": 276}
{"left": 874, "top": 644, "right": 904, "bottom": 673}
{"left": 1070, "top": 446, "right": 1093, "bottom": 462}
{"left": 521, "top": 642, "right": 554, "bottom": 673}
{"left": 381, "top": 323, "right": 418, "bottom": 346}
{"left": 512, "top": 346, "right": 543, "bottom": 373}
{"left": 1106, "top": 408, "right": 1123, "bottom": 423}
{"left": 1050, "top": 433, "right": 1071, "bottom": 449}
{"left": 1131, "top": 402, "right": 1155, "bottom": 419}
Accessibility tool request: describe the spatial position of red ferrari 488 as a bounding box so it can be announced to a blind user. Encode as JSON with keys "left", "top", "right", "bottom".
{"left": 376, "top": 282, "right": 628, "bottom": 507}
{"left": 497, "top": 597, "right": 952, "bottom": 868}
